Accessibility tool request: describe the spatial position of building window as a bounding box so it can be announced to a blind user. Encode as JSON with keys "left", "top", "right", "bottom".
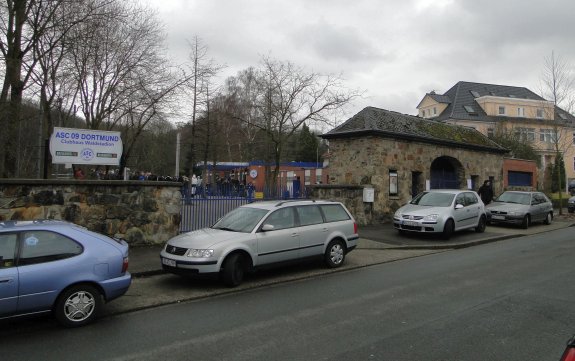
{"left": 315, "top": 169, "right": 322, "bottom": 184}
{"left": 464, "top": 105, "right": 477, "bottom": 115}
{"left": 433, "top": 107, "right": 437, "bottom": 115}
{"left": 514, "top": 127, "right": 535, "bottom": 141}
{"left": 389, "top": 170, "right": 398, "bottom": 196}
{"left": 540, "top": 129, "right": 557, "bottom": 143}
{"left": 508, "top": 171, "right": 532, "bottom": 187}
{"left": 487, "top": 128, "right": 494, "bottom": 138}
{"left": 498, "top": 106, "right": 506, "bottom": 115}
{"left": 537, "top": 108, "right": 544, "bottom": 118}
{"left": 517, "top": 107, "right": 525, "bottom": 117}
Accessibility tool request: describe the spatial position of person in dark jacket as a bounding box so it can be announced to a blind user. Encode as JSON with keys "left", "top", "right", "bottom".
{"left": 478, "top": 180, "right": 493, "bottom": 204}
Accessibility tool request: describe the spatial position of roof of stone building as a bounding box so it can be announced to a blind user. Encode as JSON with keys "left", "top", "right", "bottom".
{"left": 428, "top": 81, "right": 575, "bottom": 125}
{"left": 322, "top": 106, "right": 508, "bottom": 153}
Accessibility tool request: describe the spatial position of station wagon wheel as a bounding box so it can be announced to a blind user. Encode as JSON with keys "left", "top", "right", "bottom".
{"left": 325, "top": 239, "right": 346, "bottom": 268}
{"left": 442, "top": 219, "right": 454, "bottom": 240}
{"left": 221, "top": 253, "right": 246, "bottom": 287}
{"left": 475, "top": 215, "right": 486, "bottom": 233}
{"left": 54, "top": 284, "right": 102, "bottom": 327}
{"left": 521, "top": 215, "right": 530, "bottom": 229}
{"left": 544, "top": 212, "right": 553, "bottom": 225}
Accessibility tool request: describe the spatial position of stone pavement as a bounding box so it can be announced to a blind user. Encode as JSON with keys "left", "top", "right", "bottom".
{"left": 105, "top": 216, "right": 574, "bottom": 317}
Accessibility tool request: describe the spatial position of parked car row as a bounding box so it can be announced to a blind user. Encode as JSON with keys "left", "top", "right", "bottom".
{"left": 394, "top": 189, "right": 554, "bottom": 239}
{"left": 0, "top": 199, "right": 358, "bottom": 328}
{"left": 0, "top": 191, "right": 555, "bottom": 328}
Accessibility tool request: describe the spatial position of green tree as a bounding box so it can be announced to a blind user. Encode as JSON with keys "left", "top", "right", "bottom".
{"left": 551, "top": 152, "right": 566, "bottom": 193}
{"left": 295, "top": 124, "right": 320, "bottom": 163}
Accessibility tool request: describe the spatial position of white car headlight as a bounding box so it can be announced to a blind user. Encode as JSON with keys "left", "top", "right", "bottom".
{"left": 424, "top": 214, "right": 439, "bottom": 221}
{"left": 187, "top": 249, "right": 214, "bottom": 258}
{"left": 394, "top": 210, "right": 402, "bottom": 219}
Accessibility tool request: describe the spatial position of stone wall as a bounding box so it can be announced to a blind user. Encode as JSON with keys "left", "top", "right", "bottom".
{"left": 0, "top": 179, "right": 181, "bottom": 245}
{"left": 325, "top": 136, "right": 505, "bottom": 224}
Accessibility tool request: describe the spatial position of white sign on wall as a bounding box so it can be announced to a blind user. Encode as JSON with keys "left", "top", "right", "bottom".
{"left": 49, "top": 127, "right": 123, "bottom": 166}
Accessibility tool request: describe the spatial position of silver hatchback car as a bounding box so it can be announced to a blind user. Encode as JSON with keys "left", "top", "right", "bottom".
{"left": 486, "top": 191, "right": 553, "bottom": 228}
{"left": 160, "top": 200, "right": 359, "bottom": 287}
{"left": 393, "top": 189, "right": 486, "bottom": 239}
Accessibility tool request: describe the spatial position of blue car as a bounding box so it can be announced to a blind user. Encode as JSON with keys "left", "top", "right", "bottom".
{"left": 0, "top": 220, "right": 131, "bottom": 327}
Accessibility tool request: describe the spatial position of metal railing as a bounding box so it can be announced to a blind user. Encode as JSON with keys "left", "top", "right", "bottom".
{"left": 179, "top": 185, "right": 310, "bottom": 233}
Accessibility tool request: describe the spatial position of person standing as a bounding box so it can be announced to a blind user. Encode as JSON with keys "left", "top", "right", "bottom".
{"left": 478, "top": 180, "right": 493, "bottom": 205}
{"left": 191, "top": 174, "right": 198, "bottom": 197}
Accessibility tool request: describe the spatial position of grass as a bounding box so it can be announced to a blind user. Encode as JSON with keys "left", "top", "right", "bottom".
{"left": 549, "top": 192, "right": 572, "bottom": 200}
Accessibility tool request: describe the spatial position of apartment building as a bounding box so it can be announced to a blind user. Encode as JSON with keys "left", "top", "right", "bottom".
{"left": 417, "top": 81, "right": 575, "bottom": 188}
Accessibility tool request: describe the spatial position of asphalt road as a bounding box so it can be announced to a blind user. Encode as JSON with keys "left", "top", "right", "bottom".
{"left": 2, "top": 228, "right": 574, "bottom": 361}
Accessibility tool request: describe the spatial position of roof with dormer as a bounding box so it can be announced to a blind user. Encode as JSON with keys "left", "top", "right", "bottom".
{"left": 322, "top": 106, "right": 508, "bottom": 154}
{"left": 419, "top": 81, "right": 575, "bottom": 125}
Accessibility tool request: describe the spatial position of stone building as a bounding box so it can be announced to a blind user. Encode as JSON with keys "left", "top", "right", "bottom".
{"left": 318, "top": 106, "right": 508, "bottom": 223}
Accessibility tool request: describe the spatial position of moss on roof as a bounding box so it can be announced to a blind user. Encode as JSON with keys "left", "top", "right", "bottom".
{"left": 323, "top": 106, "right": 507, "bottom": 153}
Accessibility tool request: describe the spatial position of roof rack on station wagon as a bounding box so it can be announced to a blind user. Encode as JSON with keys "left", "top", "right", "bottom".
{"left": 274, "top": 199, "right": 317, "bottom": 207}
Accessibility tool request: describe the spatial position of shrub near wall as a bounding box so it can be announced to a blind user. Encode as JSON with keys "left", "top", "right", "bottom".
{"left": 0, "top": 179, "right": 182, "bottom": 245}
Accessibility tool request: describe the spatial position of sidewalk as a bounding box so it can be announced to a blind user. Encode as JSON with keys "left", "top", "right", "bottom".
{"left": 106, "top": 217, "right": 574, "bottom": 317}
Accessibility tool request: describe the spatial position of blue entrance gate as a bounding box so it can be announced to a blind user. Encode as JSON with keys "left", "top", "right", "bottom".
{"left": 179, "top": 186, "right": 310, "bottom": 233}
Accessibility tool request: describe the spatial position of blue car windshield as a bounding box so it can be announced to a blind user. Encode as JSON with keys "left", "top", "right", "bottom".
{"left": 212, "top": 207, "right": 268, "bottom": 233}
{"left": 410, "top": 192, "right": 455, "bottom": 207}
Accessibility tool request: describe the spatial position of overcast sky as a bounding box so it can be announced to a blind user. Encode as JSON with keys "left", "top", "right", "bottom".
{"left": 141, "top": 0, "right": 575, "bottom": 123}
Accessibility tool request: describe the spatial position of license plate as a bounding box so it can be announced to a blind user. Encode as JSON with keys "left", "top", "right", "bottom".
{"left": 162, "top": 258, "right": 176, "bottom": 267}
{"left": 402, "top": 220, "right": 418, "bottom": 227}
{"left": 491, "top": 215, "right": 505, "bottom": 220}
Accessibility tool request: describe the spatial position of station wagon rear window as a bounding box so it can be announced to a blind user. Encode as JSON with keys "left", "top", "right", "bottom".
{"left": 320, "top": 205, "right": 350, "bottom": 222}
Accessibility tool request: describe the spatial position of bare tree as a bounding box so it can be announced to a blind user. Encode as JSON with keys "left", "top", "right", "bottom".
{"left": 539, "top": 51, "right": 575, "bottom": 214}
{"left": 0, "top": 0, "right": 68, "bottom": 176}
{"left": 249, "top": 56, "right": 361, "bottom": 192}
{"left": 29, "top": 0, "right": 109, "bottom": 178}
{"left": 65, "top": 1, "right": 191, "bottom": 175}
{"left": 540, "top": 51, "right": 575, "bottom": 114}
{"left": 0, "top": 0, "right": 110, "bottom": 177}
{"left": 224, "top": 68, "right": 264, "bottom": 161}
{"left": 185, "top": 36, "right": 223, "bottom": 176}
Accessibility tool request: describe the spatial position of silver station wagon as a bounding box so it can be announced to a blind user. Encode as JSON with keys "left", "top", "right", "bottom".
{"left": 160, "top": 200, "right": 359, "bottom": 287}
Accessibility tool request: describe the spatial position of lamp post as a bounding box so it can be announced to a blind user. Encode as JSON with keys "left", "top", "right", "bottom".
{"left": 175, "top": 132, "right": 181, "bottom": 177}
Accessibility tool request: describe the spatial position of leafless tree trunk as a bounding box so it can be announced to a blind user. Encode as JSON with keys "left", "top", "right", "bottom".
{"left": 185, "top": 36, "right": 223, "bottom": 176}
{"left": 540, "top": 51, "right": 575, "bottom": 214}
{"left": 0, "top": 0, "right": 57, "bottom": 177}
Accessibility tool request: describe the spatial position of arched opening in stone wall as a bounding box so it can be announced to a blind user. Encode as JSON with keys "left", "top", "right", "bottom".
{"left": 430, "top": 156, "right": 465, "bottom": 189}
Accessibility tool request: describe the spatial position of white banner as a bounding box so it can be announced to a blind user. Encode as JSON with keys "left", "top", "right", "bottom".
{"left": 49, "top": 127, "right": 123, "bottom": 166}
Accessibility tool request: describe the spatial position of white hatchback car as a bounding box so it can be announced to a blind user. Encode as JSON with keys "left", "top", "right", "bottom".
{"left": 393, "top": 189, "right": 487, "bottom": 239}
{"left": 160, "top": 200, "right": 359, "bottom": 287}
